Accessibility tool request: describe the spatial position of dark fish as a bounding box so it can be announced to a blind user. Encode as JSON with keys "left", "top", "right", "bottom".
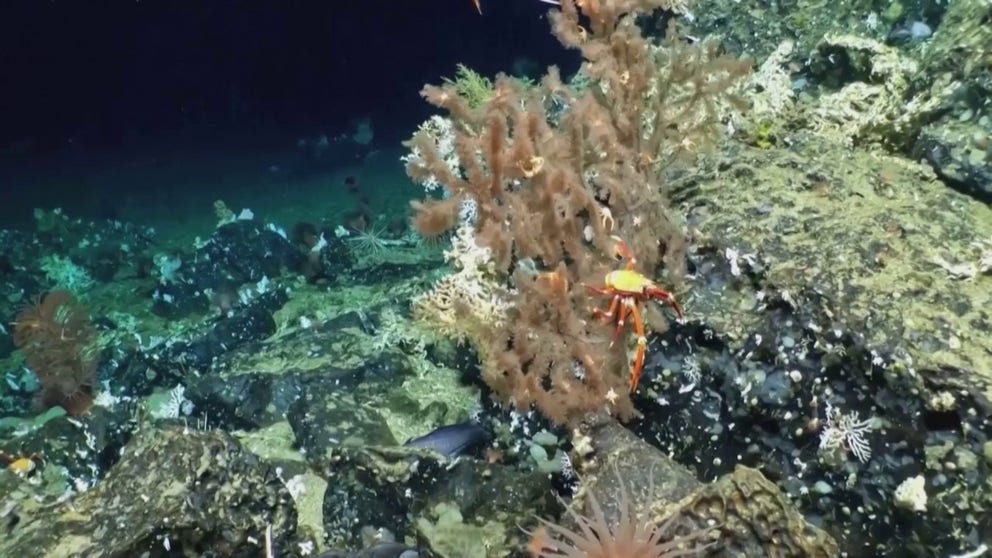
{"left": 887, "top": 20, "right": 933, "bottom": 43}
{"left": 318, "top": 543, "right": 419, "bottom": 558}
{"left": 403, "top": 422, "right": 487, "bottom": 458}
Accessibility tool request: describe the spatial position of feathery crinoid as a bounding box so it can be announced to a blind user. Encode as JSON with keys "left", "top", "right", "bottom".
{"left": 346, "top": 222, "right": 389, "bottom": 259}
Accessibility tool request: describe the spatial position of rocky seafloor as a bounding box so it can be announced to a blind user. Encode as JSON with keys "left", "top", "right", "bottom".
{"left": 2, "top": 0, "right": 992, "bottom": 556}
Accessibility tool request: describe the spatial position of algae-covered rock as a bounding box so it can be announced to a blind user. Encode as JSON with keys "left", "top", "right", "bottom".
{"left": 914, "top": 114, "right": 992, "bottom": 203}
{"left": 571, "top": 413, "right": 839, "bottom": 557}
{"left": 415, "top": 502, "right": 507, "bottom": 558}
{"left": 920, "top": 0, "right": 992, "bottom": 90}
{"left": 314, "top": 443, "right": 556, "bottom": 555}
{"left": 805, "top": 34, "right": 946, "bottom": 150}
{"left": 676, "top": 466, "right": 839, "bottom": 557}
{"left": 911, "top": 0, "right": 992, "bottom": 202}
{"left": 0, "top": 426, "right": 301, "bottom": 558}
{"left": 669, "top": 134, "right": 992, "bottom": 555}
{"left": 690, "top": 138, "right": 992, "bottom": 387}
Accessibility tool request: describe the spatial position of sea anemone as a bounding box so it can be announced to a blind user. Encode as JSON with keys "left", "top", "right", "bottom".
{"left": 528, "top": 470, "right": 715, "bottom": 558}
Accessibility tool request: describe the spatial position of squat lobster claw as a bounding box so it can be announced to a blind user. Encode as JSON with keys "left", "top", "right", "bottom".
{"left": 585, "top": 237, "right": 684, "bottom": 392}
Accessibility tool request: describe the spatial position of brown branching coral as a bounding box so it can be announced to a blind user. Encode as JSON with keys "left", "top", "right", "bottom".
{"left": 13, "top": 290, "right": 98, "bottom": 415}
{"left": 406, "top": 0, "right": 749, "bottom": 424}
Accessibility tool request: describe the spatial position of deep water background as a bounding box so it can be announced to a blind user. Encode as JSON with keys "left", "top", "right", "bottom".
{"left": 0, "top": 0, "right": 574, "bottom": 231}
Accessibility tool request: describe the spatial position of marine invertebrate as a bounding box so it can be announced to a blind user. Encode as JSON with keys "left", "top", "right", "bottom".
{"left": 0, "top": 451, "right": 44, "bottom": 478}
{"left": 12, "top": 290, "right": 98, "bottom": 415}
{"left": 407, "top": 0, "right": 749, "bottom": 424}
{"left": 442, "top": 63, "right": 495, "bottom": 109}
{"left": 818, "top": 401, "right": 874, "bottom": 464}
{"left": 346, "top": 222, "right": 389, "bottom": 258}
{"left": 585, "top": 238, "right": 684, "bottom": 391}
{"left": 528, "top": 472, "right": 713, "bottom": 557}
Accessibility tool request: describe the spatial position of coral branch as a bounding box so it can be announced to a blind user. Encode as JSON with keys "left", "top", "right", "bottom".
{"left": 406, "top": 0, "right": 749, "bottom": 424}
{"left": 13, "top": 290, "right": 98, "bottom": 415}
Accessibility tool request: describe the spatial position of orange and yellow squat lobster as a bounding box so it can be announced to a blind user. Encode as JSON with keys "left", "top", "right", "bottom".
{"left": 584, "top": 237, "right": 684, "bottom": 392}
{"left": 1, "top": 450, "right": 43, "bottom": 477}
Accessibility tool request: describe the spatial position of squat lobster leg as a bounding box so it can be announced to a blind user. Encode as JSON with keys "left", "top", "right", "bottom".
{"left": 641, "top": 285, "right": 684, "bottom": 320}
{"left": 628, "top": 301, "right": 648, "bottom": 392}
{"left": 588, "top": 290, "right": 631, "bottom": 344}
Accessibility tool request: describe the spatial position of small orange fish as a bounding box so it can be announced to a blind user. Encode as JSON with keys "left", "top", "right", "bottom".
{"left": 472, "top": 0, "right": 482, "bottom": 13}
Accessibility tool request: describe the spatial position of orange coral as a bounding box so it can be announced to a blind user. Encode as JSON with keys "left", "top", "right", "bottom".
{"left": 13, "top": 290, "right": 98, "bottom": 415}
{"left": 406, "top": 0, "right": 749, "bottom": 425}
